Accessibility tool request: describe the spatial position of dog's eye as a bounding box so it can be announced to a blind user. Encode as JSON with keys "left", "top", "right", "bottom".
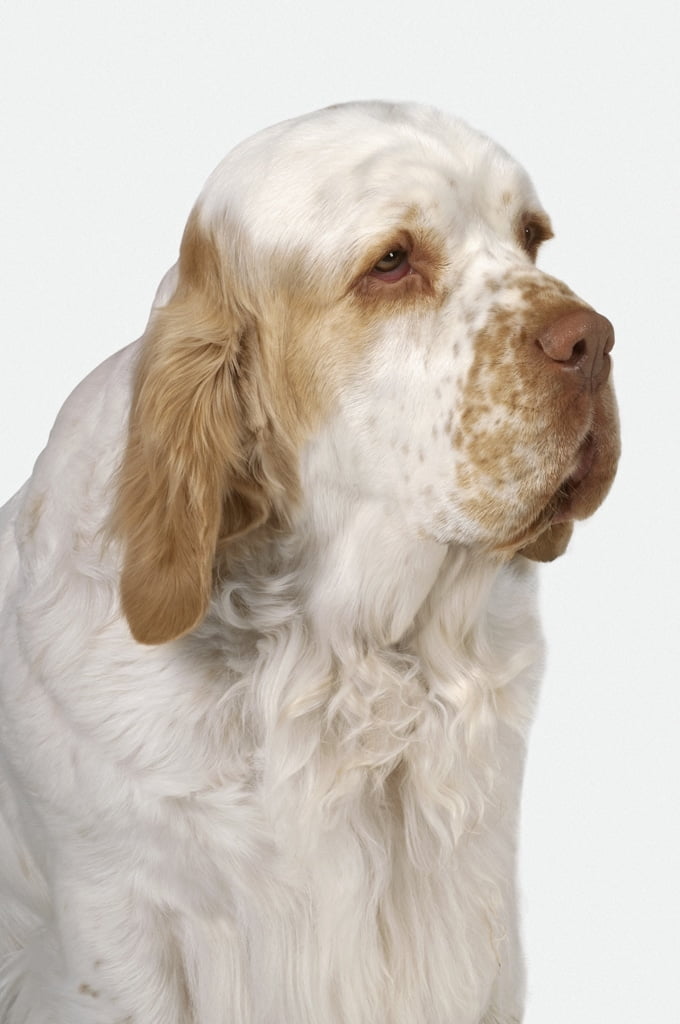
{"left": 371, "top": 249, "right": 411, "bottom": 281}
{"left": 523, "top": 223, "right": 539, "bottom": 252}
{"left": 374, "top": 249, "right": 407, "bottom": 272}
{"left": 520, "top": 216, "right": 552, "bottom": 259}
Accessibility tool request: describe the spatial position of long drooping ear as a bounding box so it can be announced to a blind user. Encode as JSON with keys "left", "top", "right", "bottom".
{"left": 113, "top": 212, "right": 295, "bottom": 645}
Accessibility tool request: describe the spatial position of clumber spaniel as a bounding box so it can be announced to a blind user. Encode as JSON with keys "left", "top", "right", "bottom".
{"left": 0, "top": 102, "right": 619, "bottom": 1023}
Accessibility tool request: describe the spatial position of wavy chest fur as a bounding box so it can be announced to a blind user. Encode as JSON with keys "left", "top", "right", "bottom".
{"left": 112, "top": 550, "right": 542, "bottom": 1023}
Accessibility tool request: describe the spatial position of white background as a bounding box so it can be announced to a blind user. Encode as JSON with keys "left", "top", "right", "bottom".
{"left": 1, "top": 2, "right": 678, "bottom": 1021}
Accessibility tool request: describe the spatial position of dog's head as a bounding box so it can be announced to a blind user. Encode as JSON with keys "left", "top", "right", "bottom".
{"left": 114, "top": 102, "right": 619, "bottom": 644}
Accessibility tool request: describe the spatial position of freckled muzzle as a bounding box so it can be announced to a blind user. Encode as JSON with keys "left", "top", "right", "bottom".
{"left": 455, "top": 271, "right": 620, "bottom": 561}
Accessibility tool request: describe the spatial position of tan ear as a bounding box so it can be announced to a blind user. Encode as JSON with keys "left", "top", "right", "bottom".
{"left": 113, "top": 214, "right": 288, "bottom": 645}
{"left": 520, "top": 520, "right": 574, "bottom": 562}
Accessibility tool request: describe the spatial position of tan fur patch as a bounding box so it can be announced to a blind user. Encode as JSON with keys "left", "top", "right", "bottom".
{"left": 113, "top": 211, "right": 302, "bottom": 644}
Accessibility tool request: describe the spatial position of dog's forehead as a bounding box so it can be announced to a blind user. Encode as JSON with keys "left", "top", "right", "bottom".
{"left": 197, "top": 103, "right": 542, "bottom": 249}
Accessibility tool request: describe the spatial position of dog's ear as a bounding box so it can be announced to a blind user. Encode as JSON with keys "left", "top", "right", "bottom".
{"left": 520, "top": 521, "right": 573, "bottom": 562}
{"left": 113, "top": 212, "right": 293, "bottom": 645}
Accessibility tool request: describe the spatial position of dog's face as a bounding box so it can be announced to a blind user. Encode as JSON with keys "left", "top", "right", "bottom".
{"left": 115, "top": 102, "right": 620, "bottom": 643}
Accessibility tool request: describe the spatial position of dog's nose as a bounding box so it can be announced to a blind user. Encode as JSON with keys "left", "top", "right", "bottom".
{"left": 536, "top": 309, "right": 614, "bottom": 387}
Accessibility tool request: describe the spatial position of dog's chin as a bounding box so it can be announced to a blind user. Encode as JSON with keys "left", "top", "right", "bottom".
{"left": 518, "top": 429, "right": 618, "bottom": 562}
{"left": 521, "top": 441, "right": 593, "bottom": 561}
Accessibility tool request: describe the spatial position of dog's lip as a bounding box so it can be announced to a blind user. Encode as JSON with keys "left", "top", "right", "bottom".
{"left": 551, "top": 434, "right": 596, "bottom": 524}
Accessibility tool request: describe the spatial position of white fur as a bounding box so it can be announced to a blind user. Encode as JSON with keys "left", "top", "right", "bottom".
{"left": 0, "top": 102, "right": 615, "bottom": 1023}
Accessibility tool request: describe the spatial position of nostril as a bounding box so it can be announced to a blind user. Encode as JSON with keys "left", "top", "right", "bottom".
{"left": 570, "top": 338, "right": 588, "bottom": 366}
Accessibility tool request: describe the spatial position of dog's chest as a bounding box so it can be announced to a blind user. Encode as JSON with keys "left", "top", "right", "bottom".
{"left": 138, "top": 680, "right": 524, "bottom": 1023}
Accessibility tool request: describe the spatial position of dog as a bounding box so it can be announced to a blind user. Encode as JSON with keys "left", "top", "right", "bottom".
{"left": 0, "top": 101, "right": 619, "bottom": 1023}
